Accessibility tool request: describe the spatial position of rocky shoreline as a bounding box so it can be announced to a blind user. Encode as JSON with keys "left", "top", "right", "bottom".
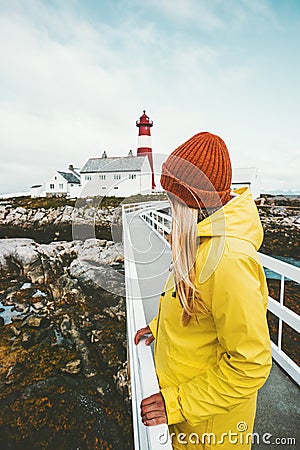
{"left": 257, "top": 196, "right": 300, "bottom": 258}
{"left": 0, "top": 194, "right": 299, "bottom": 449}
{"left": 0, "top": 202, "right": 121, "bottom": 243}
{"left": 0, "top": 194, "right": 299, "bottom": 256}
{"left": 0, "top": 238, "right": 132, "bottom": 449}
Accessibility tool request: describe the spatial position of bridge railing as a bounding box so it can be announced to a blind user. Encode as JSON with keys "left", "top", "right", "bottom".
{"left": 122, "top": 200, "right": 169, "bottom": 214}
{"left": 122, "top": 204, "right": 172, "bottom": 450}
{"left": 139, "top": 206, "right": 300, "bottom": 386}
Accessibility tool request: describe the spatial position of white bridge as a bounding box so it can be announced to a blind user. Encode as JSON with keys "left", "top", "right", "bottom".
{"left": 122, "top": 200, "right": 300, "bottom": 450}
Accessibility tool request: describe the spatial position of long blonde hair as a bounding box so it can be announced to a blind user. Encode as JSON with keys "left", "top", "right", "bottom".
{"left": 168, "top": 194, "right": 211, "bottom": 326}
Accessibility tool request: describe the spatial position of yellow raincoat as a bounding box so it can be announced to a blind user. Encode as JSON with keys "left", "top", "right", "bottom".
{"left": 149, "top": 187, "right": 272, "bottom": 449}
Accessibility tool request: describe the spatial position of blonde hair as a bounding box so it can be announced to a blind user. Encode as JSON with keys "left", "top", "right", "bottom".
{"left": 168, "top": 194, "right": 211, "bottom": 326}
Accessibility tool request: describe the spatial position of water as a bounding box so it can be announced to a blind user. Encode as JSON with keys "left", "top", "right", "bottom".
{"left": 263, "top": 255, "right": 300, "bottom": 280}
{"left": 20, "top": 282, "right": 32, "bottom": 290}
{"left": 0, "top": 302, "right": 17, "bottom": 324}
{"left": 0, "top": 301, "right": 33, "bottom": 324}
{"left": 32, "top": 289, "right": 47, "bottom": 297}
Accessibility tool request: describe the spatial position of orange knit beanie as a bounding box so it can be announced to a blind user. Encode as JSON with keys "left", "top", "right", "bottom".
{"left": 160, "top": 132, "right": 232, "bottom": 209}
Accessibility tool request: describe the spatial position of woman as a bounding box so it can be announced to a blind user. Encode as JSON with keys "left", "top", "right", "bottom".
{"left": 134, "top": 132, "right": 272, "bottom": 449}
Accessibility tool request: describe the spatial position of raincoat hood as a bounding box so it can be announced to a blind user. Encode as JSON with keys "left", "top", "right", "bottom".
{"left": 197, "top": 187, "right": 263, "bottom": 251}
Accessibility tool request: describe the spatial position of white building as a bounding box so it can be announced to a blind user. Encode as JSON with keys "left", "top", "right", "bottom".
{"left": 80, "top": 151, "right": 152, "bottom": 198}
{"left": 45, "top": 165, "right": 81, "bottom": 197}
{"left": 30, "top": 184, "right": 45, "bottom": 198}
{"left": 232, "top": 167, "right": 261, "bottom": 199}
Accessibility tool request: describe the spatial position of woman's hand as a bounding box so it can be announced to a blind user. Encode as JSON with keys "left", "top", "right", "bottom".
{"left": 141, "top": 393, "right": 167, "bottom": 426}
{"left": 134, "top": 325, "right": 154, "bottom": 346}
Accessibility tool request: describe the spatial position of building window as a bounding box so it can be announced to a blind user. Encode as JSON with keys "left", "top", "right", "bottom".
{"left": 54, "top": 176, "right": 57, "bottom": 180}
{"left": 102, "top": 187, "right": 106, "bottom": 189}
{"left": 114, "top": 174, "right": 121, "bottom": 180}
{"left": 85, "top": 175, "right": 91, "bottom": 181}
{"left": 99, "top": 174, "right": 106, "bottom": 180}
{"left": 129, "top": 173, "right": 137, "bottom": 179}
{"left": 50, "top": 184, "right": 54, "bottom": 189}
{"left": 114, "top": 186, "right": 119, "bottom": 189}
{"left": 59, "top": 183, "right": 64, "bottom": 189}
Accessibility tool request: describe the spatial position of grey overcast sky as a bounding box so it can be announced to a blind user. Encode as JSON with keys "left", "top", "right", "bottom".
{"left": 0, "top": 0, "right": 299, "bottom": 194}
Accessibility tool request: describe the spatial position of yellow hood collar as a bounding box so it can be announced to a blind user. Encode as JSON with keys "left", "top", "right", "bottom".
{"left": 197, "top": 187, "right": 263, "bottom": 251}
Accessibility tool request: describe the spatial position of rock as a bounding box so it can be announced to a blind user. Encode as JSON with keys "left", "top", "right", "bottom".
{"left": 61, "top": 359, "right": 81, "bottom": 374}
{"left": 11, "top": 313, "right": 30, "bottom": 322}
{"left": 103, "top": 298, "right": 126, "bottom": 321}
{"left": 281, "top": 217, "right": 294, "bottom": 225}
{"left": 33, "top": 211, "right": 45, "bottom": 222}
{"left": 114, "top": 361, "right": 130, "bottom": 400}
{"left": 14, "top": 303, "right": 30, "bottom": 313}
{"left": 96, "top": 386, "right": 105, "bottom": 396}
{"left": 21, "top": 328, "right": 50, "bottom": 348}
{"left": 0, "top": 239, "right": 123, "bottom": 295}
{"left": 32, "top": 301, "right": 44, "bottom": 311}
{"left": 5, "top": 366, "right": 15, "bottom": 384}
{"left": 63, "top": 317, "right": 97, "bottom": 378}
{"left": 20, "top": 282, "right": 32, "bottom": 289}
{"left": 270, "top": 206, "right": 287, "bottom": 216}
{"left": 0, "top": 316, "right": 4, "bottom": 326}
{"left": 60, "top": 314, "right": 71, "bottom": 334}
{"left": 91, "top": 329, "right": 102, "bottom": 343}
{"left": 24, "top": 316, "right": 50, "bottom": 328}
{"left": 11, "top": 325, "right": 22, "bottom": 336}
{"left": 21, "top": 331, "right": 40, "bottom": 347}
{"left": 68, "top": 258, "right": 125, "bottom": 298}
{"left": 3, "top": 294, "right": 15, "bottom": 305}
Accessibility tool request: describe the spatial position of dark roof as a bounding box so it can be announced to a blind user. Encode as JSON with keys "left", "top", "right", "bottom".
{"left": 80, "top": 156, "right": 148, "bottom": 173}
{"left": 58, "top": 171, "right": 81, "bottom": 184}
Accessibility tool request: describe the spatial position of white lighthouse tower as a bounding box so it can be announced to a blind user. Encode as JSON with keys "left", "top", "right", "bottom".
{"left": 136, "top": 110, "right": 156, "bottom": 190}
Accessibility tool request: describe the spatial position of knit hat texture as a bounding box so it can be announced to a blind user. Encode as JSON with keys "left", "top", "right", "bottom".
{"left": 160, "top": 132, "right": 232, "bottom": 208}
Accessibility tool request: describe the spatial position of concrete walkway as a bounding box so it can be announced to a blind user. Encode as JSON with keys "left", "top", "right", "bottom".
{"left": 253, "top": 362, "right": 299, "bottom": 449}
{"left": 127, "top": 212, "right": 299, "bottom": 449}
{"left": 126, "top": 211, "right": 171, "bottom": 324}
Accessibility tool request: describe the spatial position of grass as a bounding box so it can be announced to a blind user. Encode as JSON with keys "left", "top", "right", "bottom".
{"left": 0, "top": 192, "right": 168, "bottom": 210}
{"left": 0, "top": 196, "right": 76, "bottom": 210}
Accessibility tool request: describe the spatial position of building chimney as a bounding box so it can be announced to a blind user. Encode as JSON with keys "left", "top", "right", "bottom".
{"left": 68, "top": 164, "right": 74, "bottom": 171}
{"left": 102, "top": 151, "right": 107, "bottom": 158}
{"left": 136, "top": 110, "right": 156, "bottom": 190}
{"left": 128, "top": 149, "right": 133, "bottom": 157}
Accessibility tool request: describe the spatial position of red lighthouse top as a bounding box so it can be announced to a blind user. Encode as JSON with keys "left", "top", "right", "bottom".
{"left": 136, "top": 110, "right": 153, "bottom": 135}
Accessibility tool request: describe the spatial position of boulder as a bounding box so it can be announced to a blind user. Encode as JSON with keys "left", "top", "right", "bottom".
{"left": 61, "top": 359, "right": 81, "bottom": 375}
{"left": 24, "top": 316, "right": 50, "bottom": 328}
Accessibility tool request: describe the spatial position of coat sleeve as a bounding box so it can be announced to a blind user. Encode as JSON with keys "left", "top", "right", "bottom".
{"left": 160, "top": 253, "right": 272, "bottom": 426}
{"left": 149, "top": 272, "right": 172, "bottom": 339}
{"left": 149, "top": 316, "right": 158, "bottom": 339}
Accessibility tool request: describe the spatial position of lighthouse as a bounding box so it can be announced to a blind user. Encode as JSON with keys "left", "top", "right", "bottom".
{"left": 136, "top": 110, "right": 156, "bottom": 190}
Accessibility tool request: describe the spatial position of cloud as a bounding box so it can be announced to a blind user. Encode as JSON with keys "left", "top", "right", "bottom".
{"left": 145, "top": 0, "right": 283, "bottom": 32}
{"left": 149, "top": 0, "right": 226, "bottom": 30}
{"left": 0, "top": 0, "right": 299, "bottom": 194}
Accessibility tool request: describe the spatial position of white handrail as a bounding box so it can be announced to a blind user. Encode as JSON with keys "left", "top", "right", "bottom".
{"left": 123, "top": 200, "right": 169, "bottom": 214}
{"left": 122, "top": 204, "right": 172, "bottom": 450}
{"left": 139, "top": 205, "right": 300, "bottom": 385}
